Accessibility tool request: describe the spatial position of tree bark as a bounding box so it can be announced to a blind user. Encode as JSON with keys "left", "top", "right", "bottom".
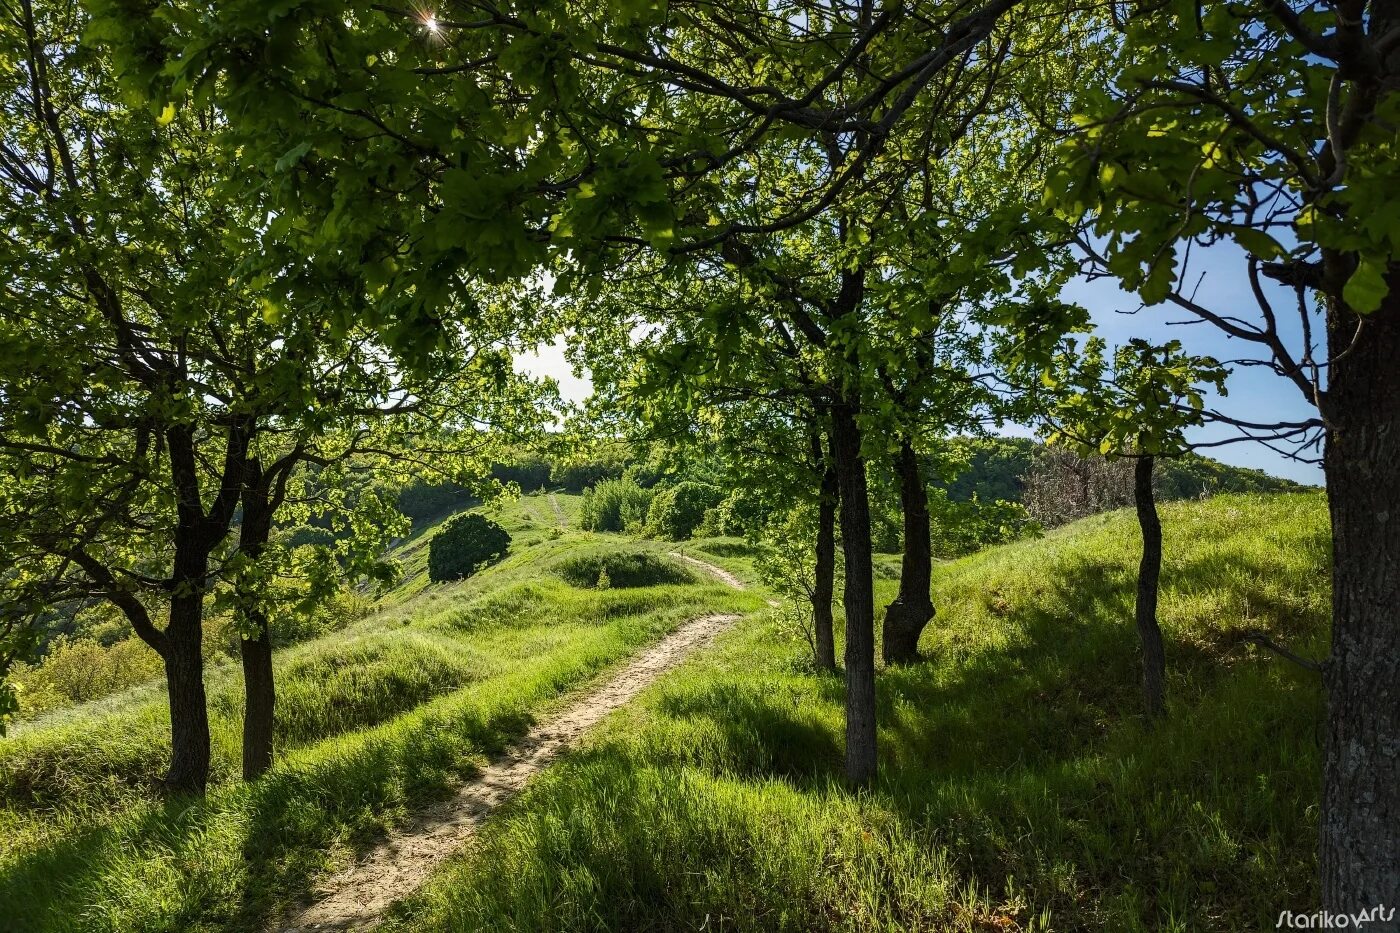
{"left": 813, "top": 457, "right": 839, "bottom": 672}
{"left": 158, "top": 421, "right": 246, "bottom": 795}
{"left": 239, "top": 613, "right": 275, "bottom": 780}
{"left": 1133, "top": 453, "right": 1166, "bottom": 720}
{"left": 237, "top": 462, "right": 277, "bottom": 781}
{"left": 1319, "top": 287, "right": 1400, "bottom": 919}
{"left": 829, "top": 401, "right": 877, "bottom": 786}
{"left": 883, "top": 437, "right": 935, "bottom": 665}
{"left": 161, "top": 591, "right": 211, "bottom": 795}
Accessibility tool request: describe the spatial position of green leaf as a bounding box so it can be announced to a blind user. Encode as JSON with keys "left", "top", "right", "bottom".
{"left": 1343, "top": 256, "right": 1390, "bottom": 314}
{"left": 1227, "top": 226, "right": 1287, "bottom": 261}
{"left": 274, "top": 141, "right": 312, "bottom": 172}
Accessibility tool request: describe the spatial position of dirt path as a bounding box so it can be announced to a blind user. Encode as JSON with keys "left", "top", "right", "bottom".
{"left": 548, "top": 492, "right": 567, "bottom": 527}
{"left": 670, "top": 551, "right": 746, "bottom": 590}
{"left": 278, "top": 612, "right": 739, "bottom": 932}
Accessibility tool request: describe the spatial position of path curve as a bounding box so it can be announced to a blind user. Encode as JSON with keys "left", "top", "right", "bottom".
{"left": 547, "top": 493, "right": 567, "bottom": 527}
{"left": 278, "top": 613, "right": 739, "bottom": 932}
{"left": 670, "top": 551, "right": 746, "bottom": 590}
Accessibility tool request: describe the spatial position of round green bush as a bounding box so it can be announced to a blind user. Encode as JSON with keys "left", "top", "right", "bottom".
{"left": 428, "top": 513, "right": 511, "bottom": 582}
{"left": 645, "top": 481, "right": 724, "bottom": 540}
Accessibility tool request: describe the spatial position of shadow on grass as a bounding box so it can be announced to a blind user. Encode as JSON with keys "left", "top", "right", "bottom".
{"left": 655, "top": 681, "right": 844, "bottom": 782}
{"left": 1, "top": 527, "right": 1326, "bottom": 933}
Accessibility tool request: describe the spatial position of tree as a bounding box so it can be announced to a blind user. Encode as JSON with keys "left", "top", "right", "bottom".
{"left": 1031, "top": 337, "right": 1227, "bottom": 718}
{"left": 0, "top": 0, "right": 552, "bottom": 789}
{"left": 1044, "top": 0, "right": 1398, "bottom": 906}
{"left": 428, "top": 513, "right": 511, "bottom": 582}
{"left": 100, "top": 0, "right": 1072, "bottom": 790}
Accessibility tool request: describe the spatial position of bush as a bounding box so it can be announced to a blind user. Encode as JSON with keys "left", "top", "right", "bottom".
{"left": 555, "top": 550, "right": 695, "bottom": 588}
{"left": 928, "top": 489, "right": 1040, "bottom": 558}
{"left": 578, "top": 476, "right": 653, "bottom": 533}
{"left": 645, "top": 481, "right": 724, "bottom": 540}
{"left": 428, "top": 513, "right": 511, "bottom": 582}
{"left": 11, "top": 635, "right": 164, "bottom": 717}
{"left": 694, "top": 491, "right": 755, "bottom": 538}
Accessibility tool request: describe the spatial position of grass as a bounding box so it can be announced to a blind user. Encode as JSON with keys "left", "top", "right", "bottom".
{"left": 0, "top": 491, "right": 1329, "bottom": 931}
{"left": 0, "top": 496, "right": 764, "bottom": 932}
{"left": 553, "top": 547, "right": 698, "bottom": 588}
{"left": 379, "top": 492, "right": 1328, "bottom": 932}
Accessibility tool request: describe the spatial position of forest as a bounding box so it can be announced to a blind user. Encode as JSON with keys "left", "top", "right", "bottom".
{"left": 0, "top": 0, "right": 1396, "bottom": 930}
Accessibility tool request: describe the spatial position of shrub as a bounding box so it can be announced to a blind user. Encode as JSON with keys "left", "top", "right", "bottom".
{"left": 645, "top": 481, "right": 724, "bottom": 540}
{"left": 928, "top": 489, "right": 1041, "bottom": 558}
{"left": 11, "top": 635, "right": 164, "bottom": 717}
{"left": 694, "top": 491, "right": 754, "bottom": 538}
{"left": 555, "top": 550, "right": 695, "bottom": 588}
{"left": 428, "top": 513, "right": 511, "bottom": 582}
{"left": 1022, "top": 448, "right": 1135, "bottom": 527}
{"left": 578, "top": 476, "right": 653, "bottom": 533}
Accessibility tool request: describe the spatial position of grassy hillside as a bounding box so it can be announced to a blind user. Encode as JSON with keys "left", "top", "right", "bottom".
{"left": 0, "top": 493, "right": 764, "bottom": 932}
{"left": 0, "top": 491, "right": 1328, "bottom": 931}
{"left": 7, "top": 490, "right": 585, "bottom": 723}
{"left": 382, "top": 492, "right": 1329, "bottom": 933}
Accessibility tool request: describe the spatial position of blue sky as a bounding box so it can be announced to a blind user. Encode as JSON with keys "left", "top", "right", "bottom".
{"left": 1060, "top": 241, "right": 1324, "bottom": 485}
{"left": 518, "top": 243, "right": 1325, "bottom": 485}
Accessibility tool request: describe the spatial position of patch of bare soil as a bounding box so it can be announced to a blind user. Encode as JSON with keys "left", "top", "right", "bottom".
{"left": 277, "top": 612, "right": 739, "bottom": 932}
{"left": 669, "top": 551, "right": 746, "bottom": 589}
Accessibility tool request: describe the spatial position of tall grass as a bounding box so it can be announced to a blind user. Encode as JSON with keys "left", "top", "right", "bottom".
{"left": 0, "top": 523, "right": 763, "bottom": 932}
{"left": 384, "top": 492, "right": 1328, "bottom": 932}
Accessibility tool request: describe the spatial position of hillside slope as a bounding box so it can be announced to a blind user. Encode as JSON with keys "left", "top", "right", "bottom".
{"left": 386, "top": 492, "right": 1329, "bottom": 933}
{"left": 0, "top": 493, "right": 763, "bottom": 932}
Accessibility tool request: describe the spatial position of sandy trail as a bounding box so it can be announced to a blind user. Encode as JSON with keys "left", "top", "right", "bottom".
{"left": 670, "top": 551, "right": 746, "bottom": 590}
{"left": 278, "top": 612, "right": 739, "bottom": 932}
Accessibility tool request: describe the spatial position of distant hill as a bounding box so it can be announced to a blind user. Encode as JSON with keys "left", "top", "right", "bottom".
{"left": 937, "top": 436, "right": 1310, "bottom": 507}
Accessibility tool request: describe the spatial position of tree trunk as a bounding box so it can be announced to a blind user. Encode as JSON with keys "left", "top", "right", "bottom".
{"left": 1133, "top": 453, "right": 1166, "bottom": 720}
{"left": 829, "top": 402, "right": 877, "bottom": 786}
{"left": 162, "top": 592, "right": 211, "bottom": 795}
{"left": 813, "top": 459, "right": 839, "bottom": 672}
{"left": 237, "top": 466, "right": 277, "bottom": 781}
{"left": 883, "top": 437, "right": 935, "bottom": 665}
{"left": 239, "top": 613, "right": 275, "bottom": 780}
{"left": 1319, "top": 288, "right": 1400, "bottom": 919}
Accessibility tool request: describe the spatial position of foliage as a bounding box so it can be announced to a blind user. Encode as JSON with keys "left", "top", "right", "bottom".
{"left": 0, "top": 0, "right": 554, "bottom": 779}
{"left": 1036, "top": 338, "right": 1228, "bottom": 460}
{"left": 9, "top": 637, "right": 165, "bottom": 719}
{"left": 645, "top": 482, "right": 725, "bottom": 541}
{"left": 938, "top": 437, "right": 1041, "bottom": 504}
{"left": 1046, "top": 0, "right": 1399, "bottom": 321}
{"left": 427, "top": 515, "right": 511, "bottom": 583}
{"left": 395, "top": 480, "right": 479, "bottom": 529}
{"left": 578, "top": 477, "right": 654, "bottom": 534}
{"left": 927, "top": 489, "right": 1040, "bottom": 558}
{"left": 753, "top": 507, "right": 843, "bottom": 664}
{"left": 550, "top": 458, "right": 626, "bottom": 494}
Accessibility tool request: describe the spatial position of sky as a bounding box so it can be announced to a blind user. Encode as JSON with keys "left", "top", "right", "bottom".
{"left": 517, "top": 243, "right": 1326, "bottom": 486}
